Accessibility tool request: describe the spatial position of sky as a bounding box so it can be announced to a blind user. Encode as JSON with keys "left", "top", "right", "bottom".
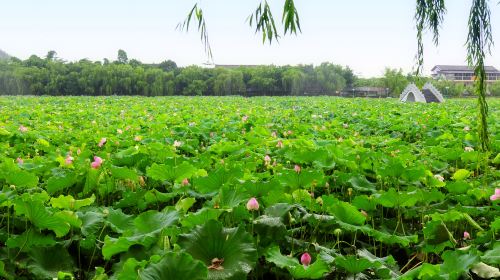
{"left": 1, "top": 0, "right": 499, "bottom": 77}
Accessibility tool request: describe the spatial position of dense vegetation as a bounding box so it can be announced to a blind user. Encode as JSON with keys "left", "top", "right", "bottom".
{"left": 2, "top": 50, "right": 498, "bottom": 97}
{"left": 0, "top": 96, "right": 498, "bottom": 279}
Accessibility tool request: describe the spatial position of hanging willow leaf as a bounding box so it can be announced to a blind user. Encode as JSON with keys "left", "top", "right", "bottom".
{"left": 247, "top": 1, "right": 280, "bottom": 44}
{"left": 466, "top": 0, "right": 492, "bottom": 151}
{"left": 177, "top": 4, "right": 213, "bottom": 61}
{"left": 414, "top": 0, "right": 446, "bottom": 75}
{"left": 283, "top": 0, "right": 301, "bottom": 35}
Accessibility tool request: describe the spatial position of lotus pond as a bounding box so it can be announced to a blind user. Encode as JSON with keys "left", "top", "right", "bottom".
{"left": 0, "top": 96, "right": 499, "bottom": 280}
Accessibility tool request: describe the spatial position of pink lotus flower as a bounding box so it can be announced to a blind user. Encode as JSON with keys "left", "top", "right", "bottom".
{"left": 16, "top": 157, "right": 23, "bottom": 164}
{"left": 246, "top": 197, "right": 259, "bottom": 211}
{"left": 490, "top": 188, "right": 500, "bottom": 201}
{"left": 343, "top": 123, "right": 349, "bottom": 129}
{"left": 434, "top": 174, "right": 445, "bottom": 182}
{"left": 182, "top": 178, "right": 189, "bottom": 186}
{"left": 463, "top": 231, "right": 470, "bottom": 239}
{"left": 173, "top": 140, "right": 182, "bottom": 148}
{"left": 264, "top": 155, "right": 271, "bottom": 165}
{"left": 65, "top": 155, "right": 74, "bottom": 165}
{"left": 300, "top": 252, "right": 311, "bottom": 267}
{"left": 463, "top": 126, "right": 470, "bottom": 132}
{"left": 242, "top": 115, "right": 248, "bottom": 122}
{"left": 91, "top": 156, "right": 103, "bottom": 169}
{"left": 98, "top": 138, "right": 107, "bottom": 147}
{"left": 294, "top": 165, "right": 301, "bottom": 173}
{"left": 134, "top": 136, "right": 142, "bottom": 142}
{"left": 276, "top": 140, "right": 284, "bottom": 148}
{"left": 117, "top": 129, "right": 123, "bottom": 134}
{"left": 464, "top": 146, "right": 474, "bottom": 152}
{"left": 287, "top": 130, "right": 293, "bottom": 135}
{"left": 271, "top": 131, "right": 277, "bottom": 138}
{"left": 19, "top": 125, "right": 28, "bottom": 133}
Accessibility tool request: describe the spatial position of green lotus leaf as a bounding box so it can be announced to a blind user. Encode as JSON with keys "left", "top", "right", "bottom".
{"left": 440, "top": 250, "right": 479, "bottom": 278}
{"left": 348, "top": 175, "right": 376, "bottom": 193}
{"left": 78, "top": 210, "right": 105, "bottom": 236}
{"left": 102, "top": 210, "right": 178, "bottom": 259}
{"left": 110, "top": 165, "right": 139, "bottom": 182}
{"left": 175, "top": 197, "right": 196, "bottom": 213}
{"left": 181, "top": 208, "right": 223, "bottom": 229}
{"left": 452, "top": 169, "right": 470, "bottom": 181}
{"left": 253, "top": 215, "right": 287, "bottom": 245}
{"left": 134, "top": 210, "right": 179, "bottom": 234}
{"left": 114, "top": 257, "right": 148, "bottom": 280}
{"left": 277, "top": 169, "right": 324, "bottom": 191}
{"left": 146, "top": 161, "right": 197, "bottom": 183}
{"left": 83, "top": 168, "right": 101, "bottom": 195}
{"left": 335, "top": 255, "right": 373, "bottom": 274}
{"left": 482, "top": 244, "right": 500, "bottom": 265}
{"left": 214, "top": 186, "right": 247, "bottom": 209}
{"left": 50, "top": 194, "right": 95, "bottom": 210}
{"left": 46, "top": 168, "right": 77, "bottom": 194}
{"left": 14, "top": 198, "right": 71, "bottom": 237}
{"left": 4, "top": 169, "right": 38, "bottom": 188}
{"left": 6, "top": 230, "right": 56, "bottom": 251}
{"left": 289, "top": 258, "right": 330, "bottom": 279}
{"left": 106, "top": 208, "right": 135, "bottom": 233}
{"left": 26, "top": 245, "right": 75, "bottom": 279}
{"left": 139, "top": 252, "right": 208, "bottom": 280}
{"left": 265, "top": 245, "right": 300, "bottom": 269}
{"left": 325, "top": 200, "right": 366, "bottom": 226}
{"left": 194, "top": 167, "right": 243, "bottom": 194}
{"left": 178, "top": 220, "right": 257, "bottom": 280}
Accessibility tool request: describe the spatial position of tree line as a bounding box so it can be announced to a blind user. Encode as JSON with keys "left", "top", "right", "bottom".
{"left": 0, "top": 50, "right": 498, "bottom": 97}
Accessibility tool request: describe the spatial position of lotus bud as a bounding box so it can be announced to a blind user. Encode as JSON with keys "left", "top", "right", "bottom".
{"left": 65, "top": 155, "right": 74, "bottom": 165}
{"left": 182, "top": 178, "right": 189, "bottom": 186}
{"left": 300, "top": 252, "right": 311, "bottom": 267}
{"left": 246, "top": 197, "right": 259, "bottom": 211}
{"left": 490, "top": 188, "right": 500, "bottom": 201}
{"left": 294, "top": 165, "right": 301, "bottom": 173}
{"left": 463, "top": 231, "right": 470, "bottom": 239}
{"left": 98, "top": 137, "right": 107, "bottom": 147}
{"left": 19, "top": 125, "right": 28, "bottom": 132}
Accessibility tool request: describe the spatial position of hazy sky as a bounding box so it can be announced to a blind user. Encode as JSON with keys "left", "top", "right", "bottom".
{"left": 1, "top": 0, "right": 499, "bottom": 77}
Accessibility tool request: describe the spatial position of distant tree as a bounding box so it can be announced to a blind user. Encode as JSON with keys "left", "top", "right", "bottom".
{"left": 382, "top": 68, "right": 408, "bottom": 97}
{"left": 315, "top": 63, "right": 346, "bottom": 94}
{"left": 183, "top": 80, "right": 206, "bottom": 95}
{"left": 46, "top": 50, "right": 57, "bottom": 61}
{"left": 175, "top": 66, "right": 208, "bottom": 94}
{"left": 159, "top": 60, "right": 178, "bottom": 72}
{"left": 129, "top": 59, "right": 142, "bottom": 67}
{"left": 117, "top": 49, "right": 128, "bottom": 64}
{"left": 25, "top": 55, "right": 46, "bottom": 68}
{"left": 489, "top": 80, "right": 500, "bottom": 96}
{"left": 282, "top": 68, "right": 305, "bottom": 95}
{"left": 213, "top": 70, "right": 246, "bottom": 96}
{"left": 341, "top": 66, "right": 356, "bottom": 88}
